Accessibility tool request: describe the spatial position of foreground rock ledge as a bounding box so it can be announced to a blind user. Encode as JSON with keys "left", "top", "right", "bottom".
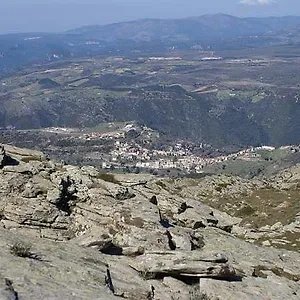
{"left": 0, "top": 144, "right": 299, "bottom": 299}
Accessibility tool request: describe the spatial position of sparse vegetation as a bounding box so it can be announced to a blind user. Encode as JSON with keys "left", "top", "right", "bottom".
{"left": 139, "top": 269, "right": 156, "bottom": 280}
{"left": 189, "top": 285, "right": 212, "bottom": 300}
{"left": 156, "top": 181, "right": 167, "bottom": 189}
{"left": 2, "top": 45, "right": 300, "bottom": 149}
{"left": 97, "top": 173, "right": 120, "bottom": 184}
{"left": 236, "top": 204, "right": 256, "bottom": 217}
{"left": 252, "top": 265, "right": 300, "bottom": 282}
{"left": 10, "top": 241, "right": 42, "bottom": 260}
{"left": 38, "top": 78, "right": 60, "bottom": 88}
{"left": 10, "top": 242, "right": 33, "bottom": 258}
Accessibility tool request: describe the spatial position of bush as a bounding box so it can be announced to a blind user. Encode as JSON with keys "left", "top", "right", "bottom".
{"left": 10, "top": 241, "right": 41, "bottom": 260}
{"left": 10, "top": 242, "right": 32, "bottom": 258}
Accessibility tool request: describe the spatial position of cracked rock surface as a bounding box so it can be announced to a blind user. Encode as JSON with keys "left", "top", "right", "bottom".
{"left": 0, "top": 144, "right": 299, "bottom": 299}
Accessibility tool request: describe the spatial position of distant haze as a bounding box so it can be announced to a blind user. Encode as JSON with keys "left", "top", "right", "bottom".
{"left": 1, "top": 0, "right": 300, "bottom": 33}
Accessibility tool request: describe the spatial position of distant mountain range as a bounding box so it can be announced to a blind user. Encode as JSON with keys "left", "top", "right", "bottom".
{"left": 1, "top": 14, "right": 300, "bottom": 72}
{"left": 69, "top": 14, "right": 300, "bottom": 42}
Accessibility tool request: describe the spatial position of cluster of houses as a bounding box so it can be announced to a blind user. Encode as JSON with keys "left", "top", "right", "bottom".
{"left": 44, "top": 127, "right": 300, "bottom": 174}
{"left": 105, "top": 141, "right": 300, "bottom": 173}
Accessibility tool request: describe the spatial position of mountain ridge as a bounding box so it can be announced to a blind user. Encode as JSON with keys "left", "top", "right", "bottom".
{"left": 2, "top": 14, "right": 300, "bottom": 71}
{"left": 68, "top": 14, "right": 300, "bottom": 34}
{"left": 67, "top": 14, "right": 300, "bottom": 42}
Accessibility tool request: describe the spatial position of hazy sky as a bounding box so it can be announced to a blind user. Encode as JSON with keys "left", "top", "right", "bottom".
{"left": 1, "top": 0, "right": 300, "bottom": 33}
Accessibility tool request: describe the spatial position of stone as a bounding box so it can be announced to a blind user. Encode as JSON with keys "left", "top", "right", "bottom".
{"left": 262, "top": 240, "right": 271, "bottom": 247}
{"left": 0, "top": 144, "right": 300, "bottom": 299}
{"left": 115, "top": 187, "right": 136, "bottom": 200}
{"left": 0, "top": 277, "right": 19, "bottom": 300}
{"left": 132, "top": 251, "right": 238, "bottom": 280}
{"left": 0, "top": 146, "right": 19, "bottom": 169}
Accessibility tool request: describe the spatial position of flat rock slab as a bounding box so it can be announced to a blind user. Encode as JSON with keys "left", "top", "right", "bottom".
{"left": 132, "top": 251, "right": 238, "bottom": 279}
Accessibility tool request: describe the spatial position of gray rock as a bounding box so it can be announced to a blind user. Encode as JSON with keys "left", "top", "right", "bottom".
{"left": 115, "top": 187, "right": 136, "bottom": 200}
{"left": 0, "top": 144, "right": 300, "bottom": 299}
{"left": 0, "top": 277, "right": 18, "bottom": 300}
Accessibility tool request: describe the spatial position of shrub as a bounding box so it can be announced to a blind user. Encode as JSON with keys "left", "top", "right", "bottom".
{"left": 10, "top": 241, "right": 41, "bottom": 260}
{"left": 10, "top": 242, "right": 32, "bottom": 258}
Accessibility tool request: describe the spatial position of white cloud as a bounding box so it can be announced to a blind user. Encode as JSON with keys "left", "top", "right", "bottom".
{"left": 240, "top": 0, "right": 274, "bottom": 5}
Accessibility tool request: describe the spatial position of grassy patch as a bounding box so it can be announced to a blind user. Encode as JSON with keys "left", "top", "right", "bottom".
{"left": 236, "top": 204, "right": 256, "bottom": 217}
{"left": 253, "top": 265, "right": 300, "bottom": 281}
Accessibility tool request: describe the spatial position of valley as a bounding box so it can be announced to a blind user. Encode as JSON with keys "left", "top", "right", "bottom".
{"left": 1, "top": 48, "right": 300, "bottom": 146}
{"left": 1, "top": 46, "right": 300, "bottom": 175}
{"left": 1, "top": 13, "right": 300, "bottom": 299}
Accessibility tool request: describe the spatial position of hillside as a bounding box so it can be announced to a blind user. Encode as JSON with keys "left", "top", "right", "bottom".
{"left": 2, "top": 15, "right": 300, "bottom": 149}
{"left": 70, "top": 14, "right": 300, "bottom": 42}
{"left": 0, "top": 144, "right": 299, "bottom": 299}
{"left": 1, "top": 49, "right": 300, "bottom": 147}
{"left": 2, "top": 14, "right": 300, "bottom": 72}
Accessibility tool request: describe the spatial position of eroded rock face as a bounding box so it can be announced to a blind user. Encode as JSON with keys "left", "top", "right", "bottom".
{"left": 0, "top": 144, "right": 300, "bottom": 299}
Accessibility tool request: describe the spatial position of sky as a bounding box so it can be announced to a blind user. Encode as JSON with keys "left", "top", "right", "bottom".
{"left": 0, "top": 0, "right": 300, "bottom": 33}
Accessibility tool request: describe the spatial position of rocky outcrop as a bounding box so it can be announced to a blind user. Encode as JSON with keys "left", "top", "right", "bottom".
{"left": 0, "top": 146, "right": 19, "bottom": 169}
{"left": 170, "top": 172, "right": 300, "bottom": 251}
{"left": 0, "top": 144, "right": 300, "bottom": 299}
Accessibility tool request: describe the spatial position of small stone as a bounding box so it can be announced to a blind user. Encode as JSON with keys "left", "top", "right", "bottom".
{"left": 262, "top": 240, "right": 271, "bottom": 247}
